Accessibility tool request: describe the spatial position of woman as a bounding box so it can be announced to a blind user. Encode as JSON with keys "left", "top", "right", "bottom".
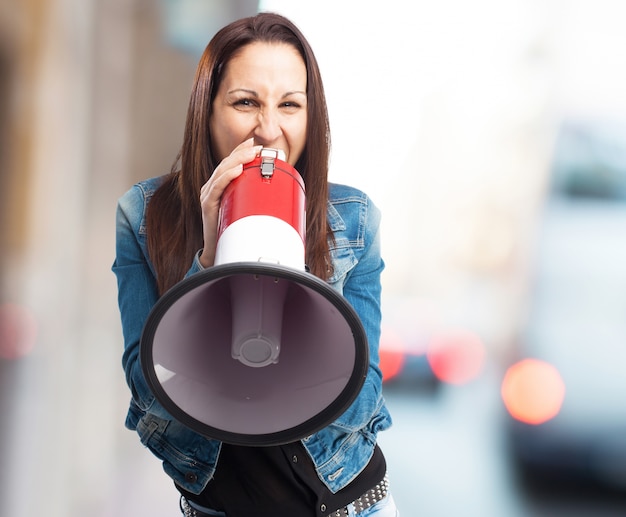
{"left": 113, "top": 12, "right": 397, "bottom": 517}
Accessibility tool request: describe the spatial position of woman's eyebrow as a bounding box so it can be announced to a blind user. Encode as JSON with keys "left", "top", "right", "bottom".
{"left": 227, "top": 89, "right": 306, "bottom": 98}
{"left": 227, "top": 88, "right": 258, "bottom": 96}
{"left": 284, "top": 90, "right": 306, "bottom": 98}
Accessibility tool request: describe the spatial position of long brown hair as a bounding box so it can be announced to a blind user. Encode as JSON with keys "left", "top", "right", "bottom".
{"left": 147, "top": 12, "right": 332, "bottom": 295}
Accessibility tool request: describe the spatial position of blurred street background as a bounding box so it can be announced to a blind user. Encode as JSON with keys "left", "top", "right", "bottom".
{"left": 2, "top": 0, "right": 626, "bottom": 515}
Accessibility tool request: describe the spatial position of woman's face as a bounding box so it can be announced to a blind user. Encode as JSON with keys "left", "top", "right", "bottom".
{"left": 210, "top": 42, "right": 308, "bottom": 166}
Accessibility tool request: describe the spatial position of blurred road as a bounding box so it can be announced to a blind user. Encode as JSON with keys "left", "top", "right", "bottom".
{"left": 103, "top": 362, "right": 626, "bottom": 517}
{"left": 379, "top": 369, "right": 520, "bottom": 517}
{"left": 379, "top": 365, "right": 626, "bottom": 517}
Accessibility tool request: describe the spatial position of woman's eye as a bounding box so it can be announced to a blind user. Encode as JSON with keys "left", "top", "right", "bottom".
{"left": 233, "top": 99, "right": 256, "bottom": 108}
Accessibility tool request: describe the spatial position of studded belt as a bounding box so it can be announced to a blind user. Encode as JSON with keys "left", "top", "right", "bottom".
{"left": 180, "top": 474, "right": 390, "bottom": 517}
{"left": 180, "top": 497, "right": 225, "bottom": 517}
{"left": 327, "top": 474, "right": 390, "bottom": 517}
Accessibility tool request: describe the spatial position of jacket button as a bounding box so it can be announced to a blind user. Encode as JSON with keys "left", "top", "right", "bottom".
{"left": 292, "top": 455, "right": 298, "bottom": 463}
{"left": 320, "top": 504, "right": 327, "bottom": 512}
{"left": 185, "top": 472, "right": 198, "bottom": 483}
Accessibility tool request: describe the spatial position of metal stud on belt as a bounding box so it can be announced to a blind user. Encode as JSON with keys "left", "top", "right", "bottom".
{"left": 180, "top": 496, "right": 198, "bottom": 517}
{"left": 327, "top": 474, "right": 390, "bottom": 516}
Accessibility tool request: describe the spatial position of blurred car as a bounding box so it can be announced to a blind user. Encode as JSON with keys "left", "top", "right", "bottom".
{"left": 503, "top": 119, "right": 626, "bottom": 492}
{"left": 379, "top": 296, "right": 442, "bottom": 391}
{"left": 379, "top": 295, "right": 489, "bottom": 391}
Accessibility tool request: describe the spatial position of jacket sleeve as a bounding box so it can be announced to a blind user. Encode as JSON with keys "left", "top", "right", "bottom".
{"left": 112, "top": 185, "right": 174, "bottom": 419}
{"left": 328, "top": 194, "right": 390, "bottom": 433}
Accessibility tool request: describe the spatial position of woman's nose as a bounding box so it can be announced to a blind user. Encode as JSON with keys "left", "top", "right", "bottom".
{"left": 253, "top": 110, "right": 282, "bottom": 145}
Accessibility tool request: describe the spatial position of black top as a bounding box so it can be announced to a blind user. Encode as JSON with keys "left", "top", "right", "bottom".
{"left": 177, "top": 442, "right": 386, "bottom": 517}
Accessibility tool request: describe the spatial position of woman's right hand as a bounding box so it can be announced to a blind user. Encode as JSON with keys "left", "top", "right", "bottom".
{"left": 198, "top": 138, "right": 262, "bottom": 268}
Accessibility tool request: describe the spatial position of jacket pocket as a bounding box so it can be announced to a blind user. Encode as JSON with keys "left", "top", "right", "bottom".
{"left": 327, "top": 240, "right": 357, "bottom": 288}
{"left": 136, "top": 413, "right": 218, "bottom": 495}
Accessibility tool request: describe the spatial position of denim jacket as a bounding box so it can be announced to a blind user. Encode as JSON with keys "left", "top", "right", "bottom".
{"left": 112, "top": 175, "right": 392, "bottom": 496}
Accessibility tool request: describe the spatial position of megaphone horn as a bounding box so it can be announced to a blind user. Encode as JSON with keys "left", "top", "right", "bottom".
{"left": 140, "top": 148, "right": 369, "bottom": 446}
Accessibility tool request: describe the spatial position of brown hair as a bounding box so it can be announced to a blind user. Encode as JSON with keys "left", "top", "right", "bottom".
{"left": 146, "top": 12, "right": 332, "bottom": 295}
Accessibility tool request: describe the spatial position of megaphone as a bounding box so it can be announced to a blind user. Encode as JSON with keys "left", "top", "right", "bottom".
{"left": 140, "top": 149, "right": 368, "bottom": 446}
